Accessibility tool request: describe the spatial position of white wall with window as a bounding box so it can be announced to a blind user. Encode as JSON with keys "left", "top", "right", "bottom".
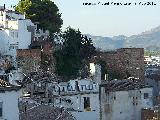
{"left": 0, "top": 89, "right": 21, "bottom": 120}
{"left": 100, "top": 87, "right": 153, "bottom": 120}
{"left": 140, "top": 87, "right": 153, "bottom": 108}
{"left": 0, "top": 9, "right": 35, "bottom": 59}
{"left": 52, "top": 79, "right": 100, "bottom": 120}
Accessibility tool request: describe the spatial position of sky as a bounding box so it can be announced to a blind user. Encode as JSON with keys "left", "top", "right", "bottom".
{"left": 0, "top": 0, "right": 160, "bottom": 37}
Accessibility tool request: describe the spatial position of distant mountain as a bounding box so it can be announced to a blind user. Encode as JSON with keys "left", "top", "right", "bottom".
{"left": 86, "top": 26, "right": 160, "bottom": 51}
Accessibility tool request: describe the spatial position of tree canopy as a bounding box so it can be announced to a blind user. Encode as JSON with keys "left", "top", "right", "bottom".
{"left": 15, "top": 0, "right": 63, "bottom": 33}
{"left": 54, "top": 27, "right": 96, "bottom": 80}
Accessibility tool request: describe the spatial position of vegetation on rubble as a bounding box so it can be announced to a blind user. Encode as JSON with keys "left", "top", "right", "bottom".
{"left": 15, "top": 0, "right": 63, "bottom": 33}
{"left": 15, "top": 1, "right": 95, "bottom": 80}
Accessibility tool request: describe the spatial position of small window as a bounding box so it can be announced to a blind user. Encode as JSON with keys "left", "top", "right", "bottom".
{"left": 144, "top": 93, "right": 149, "bottom": 99}
{"left": 62, "top": 87, "right": 65, "bottom": 92}
{"left": 0, "top": 11, "right": 2, "bottom": 16}
{"left": 15, "top": 32, "right": 18, "bottom": 38}
{"left": 15, "top": 46, "right": 18, "bottom": 49}
{"left": 9, "top": 46, "right": 14, "bottom": 49}
{"left": 84, "top": 97, "right": 90, "bottom": 110}
{"left": 0, "top": 102, "right": 3, "bottom": 117}
{"left": 10, "top": 32, "right": 14, "bottom": 38}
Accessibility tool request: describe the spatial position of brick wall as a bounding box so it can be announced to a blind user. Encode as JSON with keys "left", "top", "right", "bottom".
{"left": 17, "top": 49, "right": 41, "bottom": 60}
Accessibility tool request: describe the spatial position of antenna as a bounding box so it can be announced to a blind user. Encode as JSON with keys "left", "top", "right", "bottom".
{"left": 4, "top": 4, "right": 5, "bottom": 10}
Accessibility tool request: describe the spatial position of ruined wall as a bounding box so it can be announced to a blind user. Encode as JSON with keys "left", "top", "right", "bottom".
{"left": 118, "top": 48, "right": 144, "bottom": 80}
{"left": 95, "top": 48, "right": 144, "bottom": 80}
{"left": 16, "top": 49, "right": 41, "bottom": 73}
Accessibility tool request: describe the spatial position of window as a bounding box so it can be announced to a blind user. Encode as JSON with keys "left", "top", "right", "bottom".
{"left": 9, "top": 46, "right": 14, "bottom": 49}
{"left": 15, "top": 32, "right": 18, "bottom": 38}
{"left": 0, "top": 102, "right": 3, "bottom": 117}
{"left": 62, "top": 87, "right": 65, "bottom": 92}
{"left": 9, "top": 44, "right": 18, "bottom": 50}
{"left": 0, "top": 11, "right": 2, "bottom": 16}
{"left": 15, "top": 46, "right": 18, "bottom": 49}
{"left": 133, "top": 102, "right": 138, "bottom": 106}
{"left": 84, "top": 97, "right": 90, "bottom": 110}
{"left": 10, "top": 32, "right": 14, "bottom": 38}
{"left": 144, "top": 93, "right": 149, "bottom": 99}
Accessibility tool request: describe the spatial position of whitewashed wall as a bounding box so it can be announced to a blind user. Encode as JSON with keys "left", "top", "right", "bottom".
{"left": 18, "top": 20, "right": 33, "bottom": 49}
{"left": 55, "top": 93, "right": 100, "bottom": 120}
{"left": 0, "top": 90, "right": 21, "bottom": 120}
{"left": 0, "top": 10, "right": 34, "bottom": 58}
{"left": 101, "top": 87, "right": 153, "bottom": 120}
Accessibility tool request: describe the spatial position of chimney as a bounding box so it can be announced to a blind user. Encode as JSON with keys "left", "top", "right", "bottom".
{"left": 4, "top": 4, "right": 5, "bottom": 10}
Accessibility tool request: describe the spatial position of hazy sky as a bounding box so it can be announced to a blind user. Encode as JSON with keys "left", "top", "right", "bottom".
{"left": 1, "top": 0, "right": 160, "bottom": 37}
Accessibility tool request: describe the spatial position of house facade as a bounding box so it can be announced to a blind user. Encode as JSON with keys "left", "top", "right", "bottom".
{"left": 0, "top": 79, "right": 21, "bottom": 120}
{"left": 0, "top": 7, "right": 35, "bottom": 61}
{"left": 100, "top": 80, "right": 153, "bottom": 120}
{"left": 50, "top": 79, "right": 100, "bottom": 120}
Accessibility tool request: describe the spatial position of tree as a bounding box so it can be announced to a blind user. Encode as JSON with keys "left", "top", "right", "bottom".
{"left": 14, "top": 0, "right": 32, "bottom": 14}
{"left": 54, "top": 27, "right": 96, "bottom": 80}
{"left": 15, "top": 0, "right": 63, "bottom": 33}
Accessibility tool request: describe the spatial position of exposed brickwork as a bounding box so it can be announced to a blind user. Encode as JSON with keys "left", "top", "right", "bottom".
{"left": 94, "top": 48, "right": 144, "bottom": 80}
{"left": 16, "top": 49, "right": 42, "bottom": 73}
{"left": 29, "top": 40, "right": 54, "bottom": 62}
{"left": 17, "top": 40, "right": 56, "bottom": 73}
{"left": 17, "top": 49, "right": 41, "bottom": 60}
{"left": 141, "top": 109, "right": 159, "bottom": 120}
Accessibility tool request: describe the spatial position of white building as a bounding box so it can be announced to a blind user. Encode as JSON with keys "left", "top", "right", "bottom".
{"left": 100, "top": 80, "right": 153, "bottom": 120}
{"left": 50, "top": 79, "right": 100, "bottom": 120}
{"left": 90, "top": 63, "right": 101, "bottom": 83}
{"left": 144, "top": 56, "right": 152, "bottom": 64}
{"left": 0, "top": 7, "right": 35, "bottom": 60}
{"left": 0, "top": 79, "right": 21, "bottom": 120}
{"left": 8, "top": 69, "right": 24, "bottom": 86}
{"left": 144, "top": 56, "right": 160, "bottom": 65}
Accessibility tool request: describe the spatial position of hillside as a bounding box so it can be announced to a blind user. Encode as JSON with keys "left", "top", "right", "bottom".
{"left": 87, "top": 26, "right": 160, "bottom": 51}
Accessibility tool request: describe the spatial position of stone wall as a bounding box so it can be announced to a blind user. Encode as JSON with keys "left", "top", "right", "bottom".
{"left": 94, "top": 48, "right": 144, "bottom": 80}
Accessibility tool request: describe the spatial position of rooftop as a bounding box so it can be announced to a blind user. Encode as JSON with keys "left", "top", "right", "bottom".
{"left": 101, "top": 79, "right": 150, "bottom": 92}
{"left": 19, "top": 101, "right": 75, "bottom": 120}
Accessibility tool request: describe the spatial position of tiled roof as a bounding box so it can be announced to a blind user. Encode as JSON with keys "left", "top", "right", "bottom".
{"left": 101, "top": 79, "right": 149, "bottom": 92}
{"left": 19, "top": 102, "right": 75, "bottom": 120}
